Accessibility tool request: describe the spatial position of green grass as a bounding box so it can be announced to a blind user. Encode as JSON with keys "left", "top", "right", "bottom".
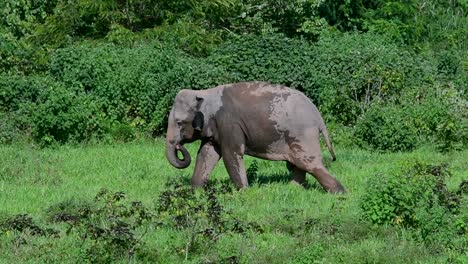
{"left": 0, "top": 139, "right": 466, "bottom": 263}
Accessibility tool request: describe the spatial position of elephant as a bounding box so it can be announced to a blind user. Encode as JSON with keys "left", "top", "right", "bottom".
{"left": 165, "top": 81, "right": 346, "bottom": 193}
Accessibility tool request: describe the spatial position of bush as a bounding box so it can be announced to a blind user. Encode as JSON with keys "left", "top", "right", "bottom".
{"left": 361, "top": 162, "right": 466, "bottom": 247}
{"left": 311, "top": 32, "right": 429, "bottom": 125}
{"left": 49, "top": 43, "right": 232, "bottom": 136}
{"left": 50, "top": 43, "right": 186, "bottom": 123}
{"left": 0, "top": 74, "right": 52, "bottom": 112}
{"left": 354, "top": 104, "right": 417, "bottom": 152}
{"left": 403, "top": 82, "right": 467, "bottom": 152}
{"left": 0, "top": 214, "right": 58, "bottom": 237}
{"left": 209, "top": 34, "right": 321, "bottom": 100}
{"left": 44, "top": 189, "right": 153, "bottom": 263}
{"left": 209, "top": 33, "right": 434, "bottom": 125}
{"left": 1, "top": 32, "right": 466, "bottom": 150}
{"left": 0, "top": 75, "right": 59, "bottom": 143}
{"left": 0, "top": 112, "right": 23, "bottom": 144}
{"left": 26, "top": 84, "right": 106, "bottom": 146}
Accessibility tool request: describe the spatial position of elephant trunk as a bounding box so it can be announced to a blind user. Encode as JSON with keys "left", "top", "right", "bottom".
{"left": 165, "top": 111, "right": 191, "bottom": 169}
{"left": 165, "top": 142, "right": 191, "bottom": 169}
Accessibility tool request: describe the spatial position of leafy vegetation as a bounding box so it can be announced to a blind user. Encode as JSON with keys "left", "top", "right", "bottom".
{"left": 0, "top": 142, "right": 466, "bottom": 263}
{"left": 1, "top": 0, "right": 466, "bottom": 150}
{"left": 0, "top": 1, "right": 467, "bottom": 262}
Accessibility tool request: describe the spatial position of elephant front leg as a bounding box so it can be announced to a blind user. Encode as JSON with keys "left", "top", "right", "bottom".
{"left": 222, "top": 148, "right": 248, "bottom": 189}
{"left": 218, "top": 124, "right": 248, "bottom": 189}
{"left": 223, "top": 154, "right": 248, "bottom": 189}
{"left": 191, "top": 141, "right": 221, "bottom": 187}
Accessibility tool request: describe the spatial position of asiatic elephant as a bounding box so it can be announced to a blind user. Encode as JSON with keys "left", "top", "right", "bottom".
{"left": 165, "top": 82, "right": 346, "bottom": 193}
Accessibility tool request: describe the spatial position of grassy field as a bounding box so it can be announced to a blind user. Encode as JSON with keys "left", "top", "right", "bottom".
{"left": 0, "top": 139, "right": 466, "bottom": 263}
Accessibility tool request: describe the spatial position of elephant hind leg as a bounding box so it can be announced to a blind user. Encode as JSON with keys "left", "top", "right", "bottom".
{"left": 290, "top": 155, "right": 346, "bottom": 193}
{"left": 287, "top": 162, "right": 306, "bottom": 186}
{"left": 289, "top": 129, "right": 345, "bottom": 193}
{"left": 307, "top": 165, "right": 346, "bottom": 193}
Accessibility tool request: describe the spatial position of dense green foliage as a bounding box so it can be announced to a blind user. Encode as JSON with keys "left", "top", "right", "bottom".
{"left": 1, "top": 2, "right": 466, "bottom": 262}
{"left": 361, "top": 161, "right": 467, "bottom": 253}
{"left": 1, "top": 0, "right": 466, "bottom": 151}
{"left": 1, "top": 2, "right": 467, "bottom": 262}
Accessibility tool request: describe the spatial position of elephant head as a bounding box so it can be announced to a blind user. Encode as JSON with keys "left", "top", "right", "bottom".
{"left": 165, "top": 90, "right": 206, "bottom": 169}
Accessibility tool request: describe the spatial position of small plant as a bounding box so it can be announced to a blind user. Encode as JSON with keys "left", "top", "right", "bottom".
{"left": 157, "top": 179, "right": 234, "bottom": 234}
{"left": 0, "top": 213, "right": 59, "bottom": 259}
{"left": 292, "top": 243, "right": 325, "bottom": 264}
{"left": 45, "top": 189, "right": 153, "bottom": 263}
{"left": 437, "top": 51, "right": 461, "bottom": 76}
{"left": 155, "top": 178, "right": 262, "bottom": 260}
{"left": 435, "top": 115, "right": 463, "bottom": 153}
{"left": 246, "top": 160, "right": 259, "bottom": 179}
{"left": 457, "top": 180, "right": 468, "bottom": 195}
{"left": 46, "top": 199, "right": 93, "bottom": 227}
{"left": 361, "top": 161, "right": 465, "bottom": 249}
{"left": 156, "top": 180, "right": 223, "bottom": 260}
{"left": 0, "top": 214, "right": 59, "bottom": 238}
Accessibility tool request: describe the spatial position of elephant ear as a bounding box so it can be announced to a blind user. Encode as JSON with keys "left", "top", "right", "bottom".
{"left": 195, "top": 96, "right": 203, "bottom": 107}
{"left": 192, "top": 96, "right": 204, "bottom": 132}
{"left": 192, "top": 111, "right": 204, "bottom": 132}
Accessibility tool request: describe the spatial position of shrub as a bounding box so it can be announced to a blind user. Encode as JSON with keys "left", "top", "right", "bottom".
{"left": 49, "top": 43, "right": 232, "bottom": 136}
{"left": 0, "top": 213, "right": 59, "bottom": 238}
{"left": 0, "top": 74, "right": 52, "bottom": 112}
{"left": 361, "top": 162, "right": 465, "bottom": 248}
{"left": 50, "top": 43, "right": 187, "bottom": 124}
{"left": 354, "top": 77, "right": 466, "bottom": 153}
{"left": 0, "top": 75, "right": 66, "bottom": 144}
{"left": 311, "top": 32, "right": 428, "bottom": 125}
{"left": 156, "top": 179, "right": 241, "bottom": 233}
{"left": 155, "top": 179, "right": 262, "bottom": 259}
{"left": 0, "top": 112, "right": 20, "bottom": 144}
{"left": 403, "top": 82, "right": 467, "bottom": 152}
{"left": 209, "top": 34, "right": 322, "bottom": 101}
{"left": 45, "top": 189, "right": 153, "bottom": 263}
{"left": 26, "top": 84, "right": 106, "bottom": 146}
{"left": 362, "top": 162, "right": 445, "bottom": 226}
{"left": 354, "top": 104, "right": 417, "bottom": 152}
{"left": 209, "top": 33, "right": 433, "bottom": 126}
{"left": 1, "top": 32, "right": 466, "bottom": 150}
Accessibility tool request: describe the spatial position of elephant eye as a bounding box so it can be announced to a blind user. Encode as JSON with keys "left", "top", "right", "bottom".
{"left": 176, "top": 120, "right": 184, "bottom": 126}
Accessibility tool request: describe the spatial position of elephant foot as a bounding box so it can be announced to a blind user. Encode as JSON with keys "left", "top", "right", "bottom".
{"left": 191, "top": 180, "right": 207, "bottom": 188}
{"left": 290, "top": 180, "right": 306, "bottom": 188}
{"left": 234, "top": 182, "right": 249, "bottom": 190}
{"left": 328, "top": 182, "right": 347, "bottom": 194}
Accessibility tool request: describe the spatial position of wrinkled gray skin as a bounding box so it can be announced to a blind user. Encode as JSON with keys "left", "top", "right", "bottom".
{"left": 165, "top": 82, "right": 346, "bottom": 193}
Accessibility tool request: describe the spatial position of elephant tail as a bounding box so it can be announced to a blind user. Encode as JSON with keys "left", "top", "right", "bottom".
{"left": 320, "top": 123, "right": 336, "bottom": 161}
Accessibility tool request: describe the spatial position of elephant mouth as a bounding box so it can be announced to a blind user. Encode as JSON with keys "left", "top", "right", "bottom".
{"left": 175, "top": 144, "right": 188, "bottom": 161}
